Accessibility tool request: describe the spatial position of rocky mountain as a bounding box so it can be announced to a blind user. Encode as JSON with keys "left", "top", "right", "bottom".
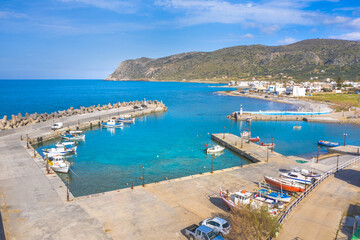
{"left": 106, "top": 39, "right": 360, "bottom": 82}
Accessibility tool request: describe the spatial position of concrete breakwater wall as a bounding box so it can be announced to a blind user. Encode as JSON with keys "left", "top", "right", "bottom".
{"left": 0, "top": 100, "right": 165, "bottom": 130}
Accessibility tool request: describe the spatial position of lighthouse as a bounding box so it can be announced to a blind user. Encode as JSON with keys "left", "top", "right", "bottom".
{"left": 240, "top": 104, "right": 243, "bottom": 115}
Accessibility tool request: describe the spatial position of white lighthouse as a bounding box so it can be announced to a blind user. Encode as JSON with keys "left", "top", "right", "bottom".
{"left": 240, "top": 104, "right": 243, "bottom": 115}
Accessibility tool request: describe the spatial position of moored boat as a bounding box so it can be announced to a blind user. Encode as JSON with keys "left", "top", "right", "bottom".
{"left": 101, "top": 119, "right": 124, "bottom": 128}
{"left": 246, "top": 116, "right": 252, "bottom": 123}
{"left": 47, "top": 156, "right": 70, "bottom": 173}
{"left": 264, "top": 175, "right": 305, "bottom": 192}
{"left": 205, "top": 144, "right": 225, "bottom": 154}
{"left": 118, "top": 115, "right": 135, "bottom": 124}
{"left": 61, "top": 131, "right": 85, "bottom": 141}
{"left": 43, "top": 144, "right": 77, "bottom": 157}
{"left": 260, "top": 142, "right": 275, "bottom": 149}
{"left": 249, "top": 136, "right": 260, "bottom": 142}
{"left": 55, "top": 141, "right": 75, "bottom": 148}
{"left": 240, "top": 131, "right": 251, "bottom": 138}
{"left": 317, "top": 140, "right": 339, "bottom": 147}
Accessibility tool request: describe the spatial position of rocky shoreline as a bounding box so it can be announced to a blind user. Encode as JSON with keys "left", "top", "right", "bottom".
{"left": 0, "top": 100, "right": 165, "bottom": 130}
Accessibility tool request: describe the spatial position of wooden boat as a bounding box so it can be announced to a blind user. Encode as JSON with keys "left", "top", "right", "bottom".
{"left": 61, "top": 131, "right": 85, "bottom": 141}
{"left": 258, "top": 189, "right": 291, "bottom": 203}
{"left": 47, "top": 156, "right": 70, "bottom": 173}
{"left": 246, "top": 116, "right": 252, "bottom": 123}
{"left": 293, "top": 126, "right": 302, "bottom": 130}
{"left": 220, "top": 189, "right": 277, "bottom": 215}
{"left": 318, "top": 140, "right": 339, "bottom": 147}
{"left": 249, "top": 136, "right": 260, "bottom": 142}
{"left": 264, "top": 176, "right": 305, "bottom": 192}
{"left": 118, "top": 115, "right": 135, "bottom": 124}
{"left": 43, "top": 144, "right": 77, "bottom": 157}
{"left": 240, "top": 131, "right": 251, "bottom": 138}
{"left": 205, "top": 144, "right": 225, "bottom": 154}
{"left": 101, "top": 119, "right": 124, "bottom": 128}
{"left": 279, "top": 171, "right": 316, "bottom": 185}
{"left": 260, "top": 142, "right": 275, "bottom": 149}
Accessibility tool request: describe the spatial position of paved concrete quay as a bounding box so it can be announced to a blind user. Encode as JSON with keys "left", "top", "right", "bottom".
{"left": 278, "top": 157, "right": 360, "bottom": 240}
{"left": 0, "top": 106, "right": 359, "bottom": 239}
{"left": 329, "top": 145, "right": 360, "bottom": 156}
{"left": 211, "top": 133, "right": 287, "bottom": 163}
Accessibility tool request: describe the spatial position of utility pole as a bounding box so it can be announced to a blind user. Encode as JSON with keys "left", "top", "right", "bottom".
{"left": 316, "top": 146, "right": 319, "bottom": 163}
{"left": 343, "top": 133, "right": 348, "bottom": 146}
{"left": 336, "top": 155, "right": 339, "bottom": 172}
{"left": 66, "top": 177, "right": 70, "bottom": 201}
{"left": 211, "top": 155, "right": 214, "bottom": 173}
{"left": 142, "top": 165, "right": 145, "bottom": 187}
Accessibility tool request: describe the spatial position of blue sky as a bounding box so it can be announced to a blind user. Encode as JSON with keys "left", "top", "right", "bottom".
{"left": 0, "top": 0, "right": 359, "bottom": 79}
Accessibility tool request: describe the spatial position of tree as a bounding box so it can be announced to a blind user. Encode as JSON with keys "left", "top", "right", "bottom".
{"left": 336, "top": 76, "right": 343, "bottom": 90}
{"left": 227, "top": 205, "right": 280, "bottom": 240}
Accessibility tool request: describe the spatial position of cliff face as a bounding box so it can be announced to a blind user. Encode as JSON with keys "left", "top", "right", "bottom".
{"left": 106, "top": 39, "right": 360, "bottom": 81}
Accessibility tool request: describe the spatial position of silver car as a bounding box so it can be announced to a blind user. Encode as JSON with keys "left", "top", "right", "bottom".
{"left": 201, "top": 217, "right": 231, "bottom": 236}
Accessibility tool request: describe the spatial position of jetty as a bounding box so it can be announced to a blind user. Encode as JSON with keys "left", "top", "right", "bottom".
{"left": 211, "top": 133, "right": 285, "bottom": 162}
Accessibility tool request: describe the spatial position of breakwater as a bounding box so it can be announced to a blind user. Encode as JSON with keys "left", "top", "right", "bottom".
{"left": 0, "top": 100, "right": 165, "bottom": 130}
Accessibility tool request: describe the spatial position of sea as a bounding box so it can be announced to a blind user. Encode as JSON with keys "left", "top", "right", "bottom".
{"left": 1, "top": 80, "right": 359, "bottom": 196}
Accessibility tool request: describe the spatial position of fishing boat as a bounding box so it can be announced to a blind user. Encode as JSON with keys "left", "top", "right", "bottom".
{"left": 240, "top": 131, "right": 251, "bottom": 138}
{"left": 47, "top": 156, "right": 70, "bottom": 173}
{"left": 205, "top": 144, "right": 225, "bottom": 154}
{"left": 253, "top": 193, "right": 285, "bottom": 209}
{"left": 293, "top": 168, "right": 322, "bottom": 179}
{"left": 258, "top": 189, "right": 291, "bottom": 203}
{"left": 43, "top": 144, "right": 77, "bottom": 157}
{"left": 118, "top": 115, "right": 135, "bottom": 124}
{"left": 248, "top": 136, "right": 260, "bottom": 142}
{"left": 220, "top": 189, "right": 277, "bottom": 215}
{"left": 246, "top": 116, "right": 252, "bottom": 123}
{"left": 61, "top": 131, "right": 85, "bottom": 141}
{"left": 317, "top": 140, "right": 339, "bottom": 147}
{"left": 293, "top": 126, "right": 301, "bottom": 130}
{"left": 101, "top": 119, "right": 124, "bottom": 128}
{"left": 260, "top": 142, "right": 276, "bottom": 149}
{"left": 55, "top": 141, "right": 75, "bottom": 148}
{"left": 264, "top": 176, "right": 305, "bottom": 192}
{"left": 279, "top": 171, "right": 316, "bottom": 185}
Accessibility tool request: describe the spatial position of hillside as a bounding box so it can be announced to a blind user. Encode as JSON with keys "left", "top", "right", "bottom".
{"left": 106, "top": 39, "right": 360, "bottom": 82}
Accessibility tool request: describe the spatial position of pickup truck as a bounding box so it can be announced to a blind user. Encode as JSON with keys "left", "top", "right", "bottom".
{"left": 184, "top": 224, "right": 224, "bottom": 240}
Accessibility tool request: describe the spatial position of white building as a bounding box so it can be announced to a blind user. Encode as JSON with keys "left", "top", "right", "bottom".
{"left": 292, "top": 86, "right": 306, "bottom": 97}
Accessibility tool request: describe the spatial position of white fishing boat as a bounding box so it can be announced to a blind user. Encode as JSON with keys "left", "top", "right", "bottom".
{"left": 293, "top": 168, "right": 322, "bottom": 179}
{"left": 55, "top": 141, "right": 75, "bottom": 148}
{"left": 43, "top": 144, "right": 77, "bottom": 157}
{"left": 205, "top": 144, "right": 225, "bottom": 154}
{"left": 240, "top": 131, "right": 251, "bottom": 138}
{"left": 118, "top": 115, "right": 135, "bottom": 124}
{"left": 47, "top": 156, "right": 70, "bottom": 173}
{"left": 279, "top": 171, "right": 316, "bottom": 185}
{"left": 61, "top": 131, "right": 85, "bottom": 141}
{"left": 101, "top": 119, "right": 124, "bottom": 128}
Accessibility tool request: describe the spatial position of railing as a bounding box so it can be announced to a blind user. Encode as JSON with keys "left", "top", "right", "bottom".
{"left": 278, "top": 156, "right": 360, "bottom": 225}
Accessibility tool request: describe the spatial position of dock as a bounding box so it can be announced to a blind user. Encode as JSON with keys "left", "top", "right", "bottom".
{"left": 229, "top": 113, "right": 340, "bottom": 123}
{"left": 211, "top": 133, "right": 286, "bottom": 162}
{"left": 328, "top": 145, "right": 360, "bottom": 155}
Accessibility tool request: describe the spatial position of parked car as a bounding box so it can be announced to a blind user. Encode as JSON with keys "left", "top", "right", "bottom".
{"left": 184, "top": 224, "right": 224, "bottom": 240}
{"left": 201, "top": 217, "right": 231, "bottom": 236}
{"left": 51, "top": 122, "right": 63, "bottom": 130}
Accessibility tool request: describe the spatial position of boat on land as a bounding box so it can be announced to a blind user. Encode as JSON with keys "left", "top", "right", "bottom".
{"left": 317, "top": 140, "right": 339, "bottom": 147}
{"left": 118, "top": 115, "right": 135, "bottom": 124}
{"left": 47, "top": 156, "right": 70, "bottom": 173}
{"left": 205, "top": 144, "right": 225, "bottom": 154}
{"left": 248, "top": 136, "right": 260, "bottom": 142}
{"left": 219, "top": 189, "right": 277, "bottom": 215}
{"left": 264, "top": 176, "right": 305, "bottom": 192}
{"left": 279, "top": 171, "right": 317, "bottom": 185}
{"left": 253, "top": 193, "right": 285, "bottom": 209}
{"left": 258, "top": 189, "right": 291, "bottom": 203}
{"left": 43, "top": 144, "right": 77, "bottom": 157}
{"left": 101, "top": 119, "right": 124, "bottom": 128}
{"left": 293, "top": 168, "right": 322, "bottom": 179}
{"left": 61, "top": 131, "right": 85, "bottom": 141}
{"left": 260, "top": 142, "right": 275, "bottom": 149}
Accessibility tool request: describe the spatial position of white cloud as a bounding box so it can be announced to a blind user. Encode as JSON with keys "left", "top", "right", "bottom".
{"left": 59, "top": 0, "right": 138, "bottom": 13}
{"left": 330, "top": 32, "right": 360, "bottom": 41}
{"left": 278, "top": 37, "right": 297, "bottom": 44}
{"left": 0, "top": 11, "right": 27, "bottom": 19}
{"left": 242, "top": 33, "right": 254, "bottom": 39}
{"left": 261, "top": 25, "right": 280, "bottom": 34}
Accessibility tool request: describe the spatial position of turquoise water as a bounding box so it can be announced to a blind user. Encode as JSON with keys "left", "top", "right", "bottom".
{"left": 2, "top": 80, "right": 359, "bottom": 196}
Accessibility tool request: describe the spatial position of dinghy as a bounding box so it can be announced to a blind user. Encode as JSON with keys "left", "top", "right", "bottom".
{"left": 118, "top": 115, "right": 135, "bottom": 124}
{"left": 101, "top": 119, "right": 124, "bottom": 128}
{"left": 61, "top": 131, "right": 85, "bottom": 141}
{"left": 47, "top": 156, "right": 70, "bottom": 173}
{"left": 260, "top": 142, "right": 275, "bottom": 149}
{"left": 249, "top": 136, "right": 260, "bottom": 142}
{"left": 205, "top": 144, "right": 225, "bottom": 154}
{"left": 317, "top": 140, "right": 339, "bottom": 147}
{"left": 258, "top": 189, "right": 291, "bottom": 203}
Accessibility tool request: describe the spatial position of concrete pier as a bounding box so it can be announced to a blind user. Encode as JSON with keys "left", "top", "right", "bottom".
{"left": 230, "top": 113, "right": 340, "bottom": 123}
{"left": 211, "top": 133, "right": 286, "bottom": 163}
{"left": 328, "top": 145, "right": 360, "bottom": 155}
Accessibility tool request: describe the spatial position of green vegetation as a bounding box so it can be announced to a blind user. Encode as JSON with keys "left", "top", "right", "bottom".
{"left": 107, "top": 39, "right": 360, "bottom": 82}
{"left": 227, "top": 205, "right": 280, "bottom": 240}
{"left": 307, "top": 93, "right": 360, "bottom": 110}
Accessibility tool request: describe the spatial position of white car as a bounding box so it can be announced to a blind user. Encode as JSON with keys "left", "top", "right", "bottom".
{"left": 201, "top": 217, "right": 231, "bottom": 236}
{"left": 51, "top": 122, "right": 63, "bottom": 130}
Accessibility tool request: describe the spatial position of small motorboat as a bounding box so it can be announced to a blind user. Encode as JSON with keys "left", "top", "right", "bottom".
{"left": 317, "top": 140, "right": 339, "bottom": 147}
{"left": 258, "top": 189, "right": 291, "bottom": 203}
{"left": 246, "top": 116, "right": 252, "bottom": 123}
{"left": 220, "top": 189, "right": 277, "bottom": 215}
{"left": 260, "top": 142, "right": 275, "bottom": 149}
{"left": 293, "top": 168, "right": 322, "bottom": 179}
{"left": 264, "top": 176, "right": 305, "bottom": 192}
{"left": 279, "top": 171, "right": 316, "bottom": 185}
{"left": 43, "top": 144, "right": 77, "bottom": 157}
{"left": 205, "top": 144, "right": 225, "bottom": 154}
{"left": 240, "top": 131, "right": 251, "bottom": 138}
{"left": 253, "top": 193, "right": 285, "bottom": 209}
{"left": 118, "top": 115, "right": 135, "bottom": 124}
{"left": 55, "top": 141, "right": 75, "bottom": 148}
{"left": 293, "top": 126, "right": 302, "bottom": 130}
{"left": 249, "top": 136, "right": 260, "bottom": 142}
{"left": 101, "top": 119, "right": 124, "bottom": 128}
{"left": 61, "top": 131, "right": 85, "bottom": 141}
{"left": 47, "top": 156, "right": 70, "bottom": 173}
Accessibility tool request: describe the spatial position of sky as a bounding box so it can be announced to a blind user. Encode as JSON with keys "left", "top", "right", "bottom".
{"left": 0, "top": 0, "right": 360, "bottom": 79}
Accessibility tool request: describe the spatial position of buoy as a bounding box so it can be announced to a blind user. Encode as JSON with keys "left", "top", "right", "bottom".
{"left": 157, "top": 155, "right": 159, "bottom": 158}
{"left": 140, "top": 176, "right": 143, "bottom": 180}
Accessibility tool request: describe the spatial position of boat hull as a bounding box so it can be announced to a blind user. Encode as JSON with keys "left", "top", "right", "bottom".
{"left": 318, "top": 140, "right": 339, "bottom": 147}
{"left": 264, "top": 176, "right": 305, "bottom": 192}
